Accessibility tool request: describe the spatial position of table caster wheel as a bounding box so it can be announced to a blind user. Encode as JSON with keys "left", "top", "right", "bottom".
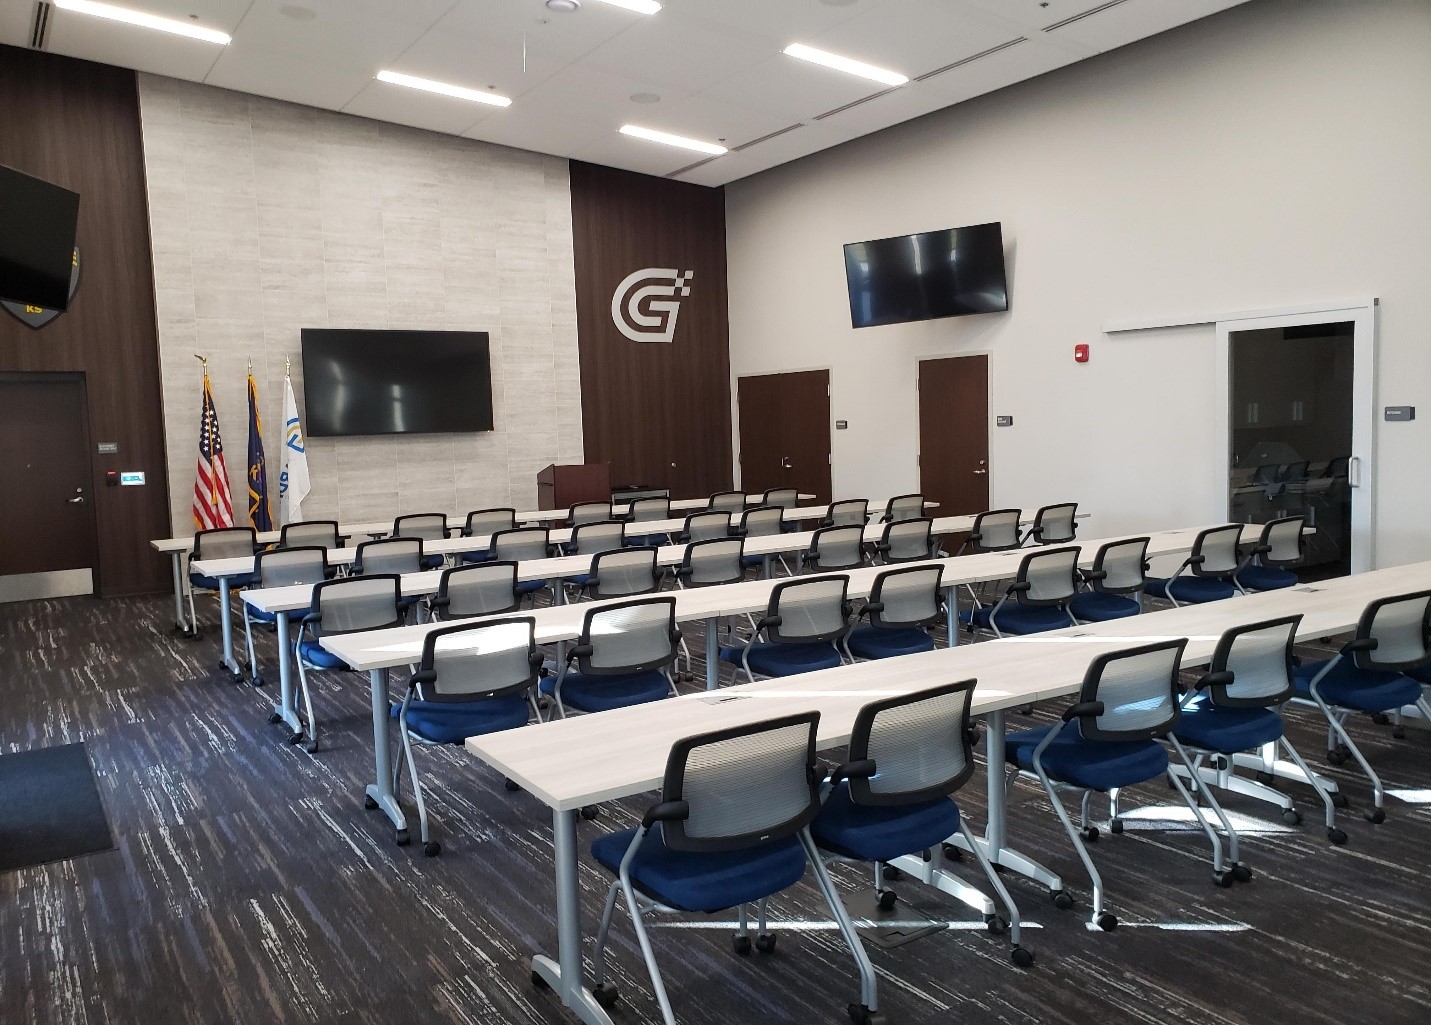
{"left": 1096, "top": 912, "right": 1118, "bottom": 932}
{"left": 1011, "top": 946, "right": 1034, "bottom": 968}
{"left": 985, "top": 914, "right": 1007, "bottom": 935}
{"left": 580, "top": 805, "right": 600, "bottom": 821}
{"left": 733, "top": 935, "right": 752, "bottom": 956}
{"left": 1365, "top": 807, "right": 1385, "bottom": 824}
{"left": 1282, "top": 808, "right": 1302, "bottom": 826}
{"left": 592, "top": 984, "right": 618, "bottom": 1009}
{"left": 504, "top": 777, "right": 522, "bottom": 792}
{"left": 395, "top": 829, "right": 411, "bottom": 846}
{"left": 364, "top": 795, "right": 379, "bottom": 810}
{"left": 1327, "top": 827, "right": 1348, "bottom": 845}
{"left": 268, "top": 712, "right": 283, "bottom": 725}
{"left": 755, "top": 933, "right": 777, "bottom": 954}
{"left": 876, "top": 889, "right": 898, "bottom": 912}
{"left": 1052, "top": 889, "right": 1075, "bottom": 910}
{"left": 424, "top": 841, "right": 441, "bottom": 857}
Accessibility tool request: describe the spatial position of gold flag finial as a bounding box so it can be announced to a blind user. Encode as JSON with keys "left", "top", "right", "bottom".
{"left": 285, "top": 355, "right": 291, "bottom": 376}
{"left": 194, "top": 353, "right": 208, "bottom": 372}
{"left": 247, "top": 356, "right": 253, "bottom": 372}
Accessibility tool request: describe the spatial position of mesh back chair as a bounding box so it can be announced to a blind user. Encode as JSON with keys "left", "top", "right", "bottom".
{"left": 1005, "top": 639, "right": 1217, "bottom": 931}
{"left": 242, "top": 546, "right": 329, "bottom": 689}
{"left": 545, "top": 597, "right": 680, "bottom": 716}
{"left": 956, "top": 509, "right": 1023, "bottom": 555}
{"left": 354, "top": 537, "right": 424, "bottom": 577}
{"left": 1026, "top": 503, "right": 1078, "bottom": 545}
{"left": 491, "top": 527, "right": 552, "bottom": 603}
{"left": 707, "top": 490, "right": 747, "bottom": 513}
{"left": 674, "top": 537, "right": 745, "bottom": 588}
{"left": 761, "top": 488, "right": 799, "bottom": 509}
{"left": 823, "top": 499, "right": 869, "bottom": 528}
{"left": 962, "top": 546, "right": 1079, "bottom": 637}
{"left": 800, "top": 525, "right": 866, "bottom": 573}
{"left": 875, "top": 517, "right": 933, "bottom": 564}
{"left": 627, "top": 497, "right": 673, "bottom": 546}
{"left": 279, "top": 520, "right": 342, "bottom": 550}
{"left": 1145, "top": 524, "right": 1245, "bottom": 606}
{"left": 187, "top": 527, "right": 259, "bottom": 635}
{"left": 459, "top": 508, "right": 517, "bottom": 564}
{"left": 294, "top": 575, "right": 404, "bottom": 752}
{"left": 1236, "top": 516, "right": 1304, "bottom": 591}
{"left": 1070, "top": 537, "right": 1150, "bottom": 623}
{"left": 678, "top": 511, "right": 731, "bottom": 544}
{"left": 812, "top": 681, "right": 1032, "bottom": 966}
{"left": 722, "top": 575, "right": 850, "bottom": 683}
{"left": 1292, "top": 590, "right": 1431, "bottom": 821}
{"left": 846, "top": 564, "right": 945, "bottom": 661}
{"left": 737, "top": 506, "right": 790, "bottom": 572}
{"left": 428, "top": 562, "right": 521, "bottom": 620}
{"left": 881, "top": 494, "right": 925, "bottom": 523}
{"left": 394, "top": 513, "right": 450, "bottom": 569}
{"left": 564, "top": 522, "right": 629, "bottom": 598}
{"left": 392, "top": 617, "right": 543, "bottom": 855}
{"left": 580, "top": 547, "right": 662, "bottom": 601}
{"left": 568, "top": 501, "right": 614, "bottom": 527}
{"left": 589, "top": 712, "right": 879, "bottom": 1025}
{"left": 1164, "top": 615, "right": 1346, "bottom": 853}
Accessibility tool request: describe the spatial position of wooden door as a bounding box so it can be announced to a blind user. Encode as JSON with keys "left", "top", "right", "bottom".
{"left": 0, "top": 374, "right": 99, "bottom": 577}
{"left": 737, "top": 370, "right": 832, "bottom": 506}
{"left": 918, "top": 356, "right": 989, "bottom": 515}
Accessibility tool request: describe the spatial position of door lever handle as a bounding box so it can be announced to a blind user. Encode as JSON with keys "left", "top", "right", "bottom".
{"left": 68, "top": 495, "right": 86, "bottom": 504}
{"left": 972, "top": 469, "right": 987, "bottom": 476}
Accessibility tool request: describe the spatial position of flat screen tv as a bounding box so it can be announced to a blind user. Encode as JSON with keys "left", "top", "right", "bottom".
{"left": 0, "top": 164, "right": 80, "bottom": 311}
{"left": 843, "top": 221, "right": 1008, "bottom": 329}
{"left": 301, "top": 329, "right": 494, "bottom": 437}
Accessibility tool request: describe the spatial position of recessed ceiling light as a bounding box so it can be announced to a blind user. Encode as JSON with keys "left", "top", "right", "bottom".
{"left": 278, "top": 3, "right": 318, "bottom": 21}
{"left": 629, "top": 92, "right": 661, "bottom": 104}
{"left": 545, "top": 0, "right": 580, "bottom": 12}
{"left": 782, "top": 42, "right": 907, "bottom": 86}
{"left": 591, "top": 0, "right": 662, "bottom": 14}
{"left": 619, "top": 125, "right": 726, "bottom": 156}
{"left": 54, "top": 0, "right": 230, "bottom": 43}
{"left": 376, "top": 70, "right": 512, "bottom": 108}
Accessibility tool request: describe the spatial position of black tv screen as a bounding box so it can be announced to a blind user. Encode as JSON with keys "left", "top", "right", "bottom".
{"left": 301, "top": 329, "right": 494, "bottom": 437}
{"left": 843, "top": 222, "right": 1008, "bottom": 328}
{"left": 0, "top": 164, "right": 80, "bottom": 311}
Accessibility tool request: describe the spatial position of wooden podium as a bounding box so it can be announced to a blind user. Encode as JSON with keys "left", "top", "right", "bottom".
{"left": 536, "top": 463, "right": 611, "bottom": 510}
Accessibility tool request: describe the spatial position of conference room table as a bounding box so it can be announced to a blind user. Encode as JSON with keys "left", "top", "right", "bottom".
{"left": 459, "top": 560, "right": 1430, "bottom": 1025}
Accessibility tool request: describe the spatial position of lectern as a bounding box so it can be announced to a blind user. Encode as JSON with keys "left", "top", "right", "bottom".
{"left": 536, "top": 463, "right": 611, "bottom": 510}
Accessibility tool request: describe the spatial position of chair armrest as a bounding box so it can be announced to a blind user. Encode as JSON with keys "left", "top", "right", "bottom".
{"left": 829, "top": 758, "right": 876, "bottom": 786}
{"left": 1194, "top": 670, "right": 1234, "bottom": 691}
{"left": 1082, "top": 569, "right": 1107, "bottom": 582}
{"left": 642, "top": 800, "right": 690, "bottom": 828}
{"left": 756, "top": 615, "right": 781, "bottom": 631}
{"left": 568, "top": 643, "right": 595, "bottom": 661}
{"left": 1009, "top": 581, "right": 1031, "bottom": 593}
{"left": 1343, "top": 637, "right": 1378, "bottom": 654}
{"left": 1061, "top": 700, "right": 1105, "bottom": 722}
{"left": 410, "top": 669, "right": 436, "bottom": 688}
{"left": 428, "top": 596, "right": 450, "bottom": 609}
{"left": 1187, "top": 554, "right": 1206, "bottom": 566}
{"left": 863, "top": 601, "right": 885, "bottom": 615}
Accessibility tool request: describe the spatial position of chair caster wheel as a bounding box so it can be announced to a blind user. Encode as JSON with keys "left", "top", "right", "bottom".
{"left": 531, "top": 970, "right": 550, "bottom": 991}
{"left": 268, "top": 712, "right": 283, "bottom": 725}
{"left": 1327, "top": 827, "right": 1348, "bottom": 845}
{"left": 1392, "top": 726, "right": 1406, "bottom": 740}
{"left": 1365, "top": 808, "right": 1386, "bottom": 824}
{"left": 364, "top": 795, "right": 379, "bottom": 809}
{"left": 1254, "top": 770, "right": 1275, "bottom": 785}
{"left": 1011, "top": 945, "right": 1034, "bottom": 968}
{"left": 395, "top": 829, "right": 411, "bottom": 846}
{"left": 1371, "top": 712, "right": 1390, "bottom": 725}
{"left": 755, "top": 933, "right": 777, "bottom": 954}
{"left": 733, "top": 935, "right": 752, "bottom": 956}
{"left": 1052, "top": 889, "right": 1075, "bottom": 910}
{"left": 1109, "top": 819, "right": 1124, "bottom": 835}
{"left": 1213, "top": 870, "right": 1233, "bottom": 888}
{"left": 848, "top": 1004, "right": 885, "bottom": 1025}
{"left": 1331, "top": 792, "right": 1349, "bottom": 809}
{"left": 941, "top": 842, "right": 962, "bottom": 861}
{"left": 423, "top": 841, "right": 441, "bottom": 857}
{"left": 1079, "top": 826, "right": 1099, "bottom": 843}
{"left": 287, "top": 732, "right": 305, "bottom": 746}
{"left": 881, "top": 864, "right": 904, "bottom": 881}
{"left": 250, "top": 675, "right": 265, "bottom": 688}
{"left": 985, "top": 914, "right": 1007, "bottom": 936}
{"left": 504, "top": 777, "right": 522, "bottom": 792}
{"left": 876, "top": 889, "right": 898, "bottom": 912}
{"left": 1096, "top": 912, "right": 1118, "bottom": 932}
{"left": 1230, "top": 864, "right": 1252, "bottom": 883}
{"left": 592, "top": 984, "right": 618, "bottom": 1009}
{"left": 1281, "top": 808, "right": 1302, "bottom": 826}
{"left": 580, "top": 805, "right": 600, "bottom": 821}
{"left": 1326, "top": 748, "right": 1349, "bottom": 766}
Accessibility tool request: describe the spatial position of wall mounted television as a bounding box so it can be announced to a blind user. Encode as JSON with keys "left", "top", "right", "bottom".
{"left": 300, "top": 329, "right": 494, "bottom": 437}
{"left": 843, "top": 221, "right": 1009, "bottom": 329}
{"left": 0, "top": 164, "right": 80, "bottom": 311}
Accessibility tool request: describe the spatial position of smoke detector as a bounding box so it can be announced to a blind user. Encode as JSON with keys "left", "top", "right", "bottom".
{"left": 546, "top": 0, "right": 580, "bottom": 12}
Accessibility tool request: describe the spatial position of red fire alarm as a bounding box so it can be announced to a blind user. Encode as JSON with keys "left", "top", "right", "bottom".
{"left": 1073, "top": 343, "right": 1090, "bottom": 363}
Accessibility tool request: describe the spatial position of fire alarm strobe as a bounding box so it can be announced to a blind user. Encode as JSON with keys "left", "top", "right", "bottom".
{"left": 1074, "top": 344, "right": 1090, "bottom": 363}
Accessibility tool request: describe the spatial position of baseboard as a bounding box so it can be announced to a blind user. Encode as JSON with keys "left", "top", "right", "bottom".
{"left": 0, "top": 568, "right": 95, "bottom": 603}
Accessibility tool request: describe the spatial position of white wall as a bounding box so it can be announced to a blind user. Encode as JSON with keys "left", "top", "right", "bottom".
{"left": 726, "top": 0, "right": 1431, "bottom": 567}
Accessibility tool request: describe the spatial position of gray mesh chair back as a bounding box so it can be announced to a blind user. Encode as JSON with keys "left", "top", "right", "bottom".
{"left": 255, "top": 546, "right": 328, "bottom": 587}
{"left": 628, "top": 497, "right": 671, "bottom": 522}
{"left": 761, "top": 488, "right": 800, "bottom": 510}
{"left": 463, "top": 508, "right": 516, "bottom": 539}
{"left": 682, "top": 511, "right": 731, "bottom": 543}
{"left": 738, "top": 506, "right": 785, "bottom": 538}
{"left": 355, "top": 537, "right": 423, "bottom": 576}
{"left": 1204, "top": 615, "right": 1301, "bottom": 708}
{"left": 310, "top": 575, "right": 404, "bottom": 636}
{"left": 1029, "top": 504, "right": 1078, "bottom": 545}
{"left": 660, "top": 711, "right": 821, "bottom": 852}
{"left": 803, "top": 525, "right": 865, "bottom": 572}
{"left": 847, "top": 681, "right": 976, "bottom": 805}
{"left": 1013, "top": 546, "right": 1080, "bottom": 606}
{"left": 708, "top": 491, "right": 747, "bottom": 514}
{"left": 824, "top": 499, "right": 869, "bottom": 527}
{"left": 193, "top": 526, "right": 257, "bottom": 562}
{"left": 1257, "top": 516, "right": 1305, "bottom": 566}
{"left": 279, "top": 520, "right": 341, "bottom": 550}
{"left": 415, "top": 617, "right": 539, "bottom": 701}
{"left": 569, "top": 520, "right": 626, "bottom": 557}
{"left": 434, "top": 562, "right": 521, "bottom": 618}
{"left": 882, "top": 494, "right": 925, "bottom": 522}
{"left": 867, "top": 565, "right": 944, "bottom": 629}
{"left": 569, "top": 502, "right": 614, "bottom": 527}
{"left": 492, "top": 527, "right": 550, "bottom": 562}
{"left": 575, "top": 597, "right": 680, "bottom": 676}
{"left": 587, "top": 547, "right": 661, "bottom": 599}
{"left": 963, "top": 509, "right": 1022, "bottom": 553}
{"left": 1351, "top": 590, "right": 1431, "bottom": 672}
{"left": 677, "top": 537, "right": 745, "bottom": 587}
{"left": 765, "top": 575, "right": 850, "bottom": 643}
{"left": 1074, "top": 638, "right": 1188, "bottom": 741}
{"left": 394, "top": 513, "right": 448, "bottom": 542}
{"left": 877, "top": 518, "right": 933, "bottom": 563}
{"left": 1188, "top": 525, "right": 1244, "bottom": 577}
{"left": 1085, "top": 537, "right": 1150, "bottom": 594}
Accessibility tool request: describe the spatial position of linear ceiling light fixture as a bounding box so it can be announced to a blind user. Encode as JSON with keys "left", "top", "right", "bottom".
{"left": 619, "top": 125, "right": 727, "bottom": 155}
{"left": 591, "top": 0, "right": 663, "bottom": 13}
{"left": 375, "top": 70, "right": 512, "bottom": 107}
{"left": 782, "top": 43, "right": 907, "bottom": 86}
{"left": 54, "top": 0, "right": 231, "bottom": 44}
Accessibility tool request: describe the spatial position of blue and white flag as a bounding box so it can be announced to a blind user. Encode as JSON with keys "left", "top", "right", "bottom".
{"left": 279, "top": 374, "right": 311, "bottom": 524}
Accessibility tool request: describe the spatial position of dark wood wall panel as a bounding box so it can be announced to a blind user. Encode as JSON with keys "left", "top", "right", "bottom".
{"left": 569, "top": 161, "right": 733, "bottom": 499}
{"left": 0, "top": 45, "right": 170, "bottom": 595}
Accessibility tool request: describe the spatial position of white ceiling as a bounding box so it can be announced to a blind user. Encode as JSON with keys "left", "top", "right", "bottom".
{"left": 3, "top": 0, "right": 1251, "bottom": 186}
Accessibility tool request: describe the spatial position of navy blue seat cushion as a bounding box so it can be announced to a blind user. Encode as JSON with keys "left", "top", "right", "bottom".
{"left": 1069, "top": 591, "right": 1141, "bottom": 622}
{"left": 960, "top": 604, "right": 1072, "bottom": 635}
{"left": 516, "top": 579, "right": 548, "bottom": 595}
{"left": 847, "top": 626, "right": 934, "bottom": 660}
{"left": 298, "top": 638, "right": 347, "bottom": 669}
{"left": 540, "top": 669, "right": 670, "bottom": 712}
{"left": 389, "top": 695, "right": 529, "bottom": 744}
{"left": 591, "top": 827, "right": 807, "bottom": 913}
{"left": 1410, "top": 664, "right": 1431, "bottom": 686}
{"left": 1006, "top": 722, "right": 1168, "bottom": 791}
{"left": 812, "top": 783, "right": 959, "bottom": 863}
{"left": 190, "top": 572, "right": 257, "bottom": 591}
{"left": 1293, "top": 658, "right": 1422, "bottom": 713}
{"left": 1173, "top": 701, "right": 1284, "bottom": 753}
{"left": 629, "top": 533, "right": 670, "bottom": 548}
{"left": 721, "top": 641, "right": 842, "bottom": 677}
{"left": 1236, "top": 564, "right": 1298, "bottom": 591}
{"left": 1145, "top": 576, "right": 1236, "bottom": 603}
{"left": 461, "top": 550, "right": 493, "bottom": 564}
{"left": 421, "top": 554, "right": 445, "bottom": 570}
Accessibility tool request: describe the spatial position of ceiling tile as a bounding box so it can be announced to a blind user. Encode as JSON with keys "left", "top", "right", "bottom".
{"left": 698, "top": 53, "right": 886, "bottom": 122}
{"left": 341, "top": 79, "right": 501, "bottom": 137}
{"left": 812, "top": 0, "right": 1019, "bottom": 79}
{"left": 675, "top": 119, "right": 851, "bottom": 186}
{"left": 44, "top": 11, "right": 229, "bottom": 82}
{"left": 569, "top": 132, "right": 693, "bottom": 179}
{"left": 204, "top": 46, "right": 374, "bottom": 111}
{"left": 669, "top": 0, "right": 885, "bottom": 42}
{"left": 917, "top": 36, "right": 1084, "bottom": 106}
{"left": 580, "top": 11, "right": 768, "bottom": 93}
{"left": 643, "top": 93, "right": 802, "bottom": 151}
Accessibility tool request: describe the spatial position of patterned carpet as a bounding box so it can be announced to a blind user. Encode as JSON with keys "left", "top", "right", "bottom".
{"left": 2, "top": 590, "right": 1429, "bottom": 1025}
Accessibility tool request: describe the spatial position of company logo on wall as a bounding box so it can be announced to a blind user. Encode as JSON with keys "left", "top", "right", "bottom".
{"left": 611, "top": 267, "right": 693, "bottom": 344}
{"left": 1, "top": 247, "right": 81, "bottom": 330}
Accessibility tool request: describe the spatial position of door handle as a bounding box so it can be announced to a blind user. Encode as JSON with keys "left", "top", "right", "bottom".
{"left": 1348, "top": 456, "right": 1362, "bottom": 488}
{"left": 972, "top": 469, "right": 987, "bottom": 476}
{"left": 781, "top": 456, "right": 792, "bottom": 469}
{"left": 68, "top": 495, "right": 86, "bottom": 504}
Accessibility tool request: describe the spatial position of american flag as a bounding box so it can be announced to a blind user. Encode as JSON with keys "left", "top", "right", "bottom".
{"left": 192, "top": 373, "right": 235, "bottom": 530}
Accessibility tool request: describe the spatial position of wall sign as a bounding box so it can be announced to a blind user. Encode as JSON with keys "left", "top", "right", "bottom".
{"left": 1, "top": 247, "right": 81, "bottom": 329}
{"left": 610, "top": 267, "right": 693, "bottom": 344}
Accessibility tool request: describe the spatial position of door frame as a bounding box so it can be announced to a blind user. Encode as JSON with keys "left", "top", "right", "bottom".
{"left": 733, "top": 365, "right": 833, "bottom": 495}
{"left": 1214, "top": 299, "right": 1377, "bottom": 572}
{"left": 916, "top": 352, "right": 994, "bottom": 506}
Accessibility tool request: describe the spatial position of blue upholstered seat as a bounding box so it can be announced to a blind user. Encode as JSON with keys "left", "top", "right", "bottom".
{"left": 960, "top": 604, "right": 1073, "bottom": 635}
{"left": 1069, "top": 591, "right": 1141, "bottom": 622}
{"left": 1293, "top": 658, "right": 1423, "bottom": 712}
{"left": 541, "top": 669, "right": 670, "bottom": 712}
{"left": 1145, "top": 576, "right": 1236, "bottom": 603}
{"left": 811, "top": 783, "right": 959, "bottom": 863}
{"left": 388, "top": 695, "right": 530, "bottom": 744}
{"left": 846, "top": 626, "right": 935, "bottom": 660}
{"left": 190, "top": 572, "right": 257, "bottom": 591}
{"left": 1172, "top": 702, "right": 1285, "bottom": 753}
{"left": 721, "top": 641, "right": 842, "bottom": 677}
{"left": 421, "top": 554, "right": 445, "bottom": 570}
{"left": 1236, "top": 564, "right": 1298, "bottom": 591}
{"left": 1006, "top": 721, "right": 1168, "bottom": 791}
{"left": 460, "top": 549, "right": 492, "bottom": 564}
{"left": 298, "top": 638, "right": 347, "bottom": 669}
{"left": 248, "top": 605, "right": 311, "bottom": 624}
{"left": 591, "top": 826, "right": 807, "bottom": 913}
{"left": 516, "top": 579, "right": 548, "bottom": 595}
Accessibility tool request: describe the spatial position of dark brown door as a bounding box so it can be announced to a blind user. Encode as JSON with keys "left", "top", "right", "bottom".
{"left": 918, "top": 356, "right": 989, "bottom": 515}
{"left": 737, "top": 370, "right": 832, "bottom": 506}
{"left": 0, "top": 374, "right": 98, "bottom": 576}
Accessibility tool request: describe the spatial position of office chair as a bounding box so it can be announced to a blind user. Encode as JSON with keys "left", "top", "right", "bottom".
{"left": 564, "top": 521, "right": 627, "bottom": 586}
{"left": 875, "top": 517, "right": 934, "bottom": 563}
{"left": 881, "top": 494, "right": 925, "bottom": 523}
{"left": 568, "top": 501, "right": 614, "bottom": 527}
{"left": 1145, "top": 524, "right": 1245, "bottom": 606}
{"left": 391, "top": 617, "right": 543, "bottom": 856}
{"left": 578, "top": 547, "right": 662, "bottom": 602}
{"left": 278, "top": 520, "right": 343, "bottom": 551}
{"left": 427, "top": 561, "right": 521, "bottom": 621}
{"left": 626, "top": 497, "right": 672, "bottom": 546}
{"left": 1070, "top": 537, "right": 1149, "bottom": 623}
{"left": 589, "top": 711, "right": 879, "bottom": 1025}
{"left": 187, "top": 526, "right": 258, "bottom": 639}
{"left": 707, "top": 490, "right": 747, "bottom": 513}
{"left": 672, "top": 537, "right": 747, "bottom": 677}
{"left": 722, "top": 575, "right": 850, "bottom": 683}
{"left": 845, "top": 564, "right": 945, "bottom": 660}
{"left": 459, "top": 508, "right": 516, "bottom": 564}
{"left": 1026, "top": 503, "right": 1078, "bottom": 545}
{"left": 491, "top": 527, "right": 552, "bottom": 605}
{"left": 761, "top": 487, "right": 799, "bottom": 509}
{"left": 736, "top": 506, "right": 788, "bottom": 572}
{"left": 353, "top": 537, "right": 424, "bottom": 577}
{"left": 1235, "top": 516, "right": 1305, "bottom": 591}
{"left": 962, "top": 546, "right": 1079, "bottom": 637}
{"left": 393, "top": 513, "right": 449, "bottom": 569}
{"left": 956, "top": 508, "right": 1023, "bottom": 555}
{"left": 242, "top": 545, "right": 329, "bottom": 688}
{"left": 800, "top": 524, "right": 866, "bottom": 572}
{"left": 677, "top": 511, "right": 731, "bottom": 544}
{"left": 822, "top": 498, "right": 869, "bottom": 528}
{"left": 544, "top": 597, "right": 680, "bottom": 717}
{"left": 813, "top": 680, "right": 1032, "bottom": 966}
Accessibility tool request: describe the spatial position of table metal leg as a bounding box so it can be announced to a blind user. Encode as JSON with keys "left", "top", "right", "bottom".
{"left": 364, "top": 668, "right": 408, "bottom": 836}
{"left": 762, "top": 554, "right": 773, "bottom": 579}
{"left": 218, "top": 579, "right": 242, "bottom": 676}
{"left": 705, "top": 617, "right": 720, "bottom": 691}
{"left": 169, "top": 553, "right": 193, "bottom": 634}
{"left": 531, "top": 808, "right": 615, "bottom": 1025}
{"left": 944, "top": 584, "right": 959, "bottom": 648}
{"left": 270, "top": 613, "right": 303, "bottom": 737}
